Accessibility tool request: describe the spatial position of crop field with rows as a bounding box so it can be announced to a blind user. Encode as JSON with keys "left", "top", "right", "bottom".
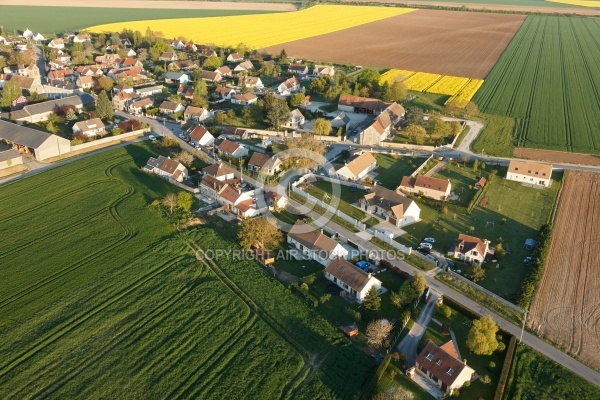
{"left": 87, "top": 5, "right": 414, "bottom": 49}
{"left": 0, "top": 143, "right": 373, "bottom": 399}
{"left": 473, "top": 16, "right": 600, "bottom": 154}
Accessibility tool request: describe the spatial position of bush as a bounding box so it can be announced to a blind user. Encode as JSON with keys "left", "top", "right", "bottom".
{"left": 301, "top": 275, "right": 315, "bottom": 285}
{"left": 438, "top": 304, "right": 452, "bottom": 318}
{"left": 319, "top": 294, "right": 331, "bottom": 304}
{"left": 489, "top": 361, "right": 496, "bottom": 369}
{"left": 463, "top": 381, "right": 471, "bottom": 387}
{"left": 300, "top": 283, "right": 309, "bottom": 292}
{"left": 497, "top": 342, "right": 506, "bottom": 352}
{"left": 480, "top": 375, "right": 492, "bottom": 384}
{"left": 494, "top": 336, "right": 517, "bottom": 400}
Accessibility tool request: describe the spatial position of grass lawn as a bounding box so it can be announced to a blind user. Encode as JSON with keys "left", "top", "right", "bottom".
{"left": 404, "top": 91, "right": 448, "bottom": 112}
{"left": 397, "top": 167, "right": 561, "bottom": 302}
{"left": 433, "top": 161, "right": 488, "bottom": 207}
{"left": 376, "top": 362, "right": 435, "bottom": 400}
{"left": 471, "top": 114, "right": 517, "bottom": 157}
{"left": 453, "top": 124, "right": 470, "bottom": 149}
{"left": 301, "top": 180, "right": 367, "bottom": 220}
{"left": 419, "top": 305, "right": 510, "bottom": 400}
{"left": 504, "top": 345, "right": 600, "bottom": 400}
{"left": 374, "top": 153, "right": 420, "bottom": 190}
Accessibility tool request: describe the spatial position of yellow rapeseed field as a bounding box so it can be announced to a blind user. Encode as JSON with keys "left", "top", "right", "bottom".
{"left": 86, "top": 5, "right": 415, "bottom": 49}
{"left": 379, "top": 69, "right": 484, "bottom": 108}
{"left": 546, "top": 0, "right": 600, "bottom": 7}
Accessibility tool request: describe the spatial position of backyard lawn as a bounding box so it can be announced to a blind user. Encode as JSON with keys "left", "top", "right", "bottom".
{"left": 374, "top": 153, "right": 420, "bottom": 190}
{"left": 396, "top": 165, "right": 561, "bottom": 302}
{"left": 300, "top": 180, "right": 367, "bottom": 220}
{"left": 433, "top": 161, "right": 488, "bottom": 207}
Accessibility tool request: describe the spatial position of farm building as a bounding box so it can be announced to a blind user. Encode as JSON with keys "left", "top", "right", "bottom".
{"left": 359, "top": 185, "right": 421, "bottom": 228}
{"left": 287, "top": 221, "right": 348, "bottom": 267}
{"left": 0, "top": 143, "right": 23, "bottom": 170}
{"left": 324, "top": 257, "right": 383, "bottom": 302}
{"left": 0, "top": 120, "right": 71, "bottom": 160}
{"left": 415, "top": 341, "right": 475, "bottom": 396}
{"left": 506, "top": 160, "right": 552, "bottom": 187}
{"left": 10, "top": 95, "right": 83, "bottom": 123}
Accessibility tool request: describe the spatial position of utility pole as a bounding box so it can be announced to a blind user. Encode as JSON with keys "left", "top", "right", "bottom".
{"left": 519, "top": 309, "right": 528, "bottom": 344}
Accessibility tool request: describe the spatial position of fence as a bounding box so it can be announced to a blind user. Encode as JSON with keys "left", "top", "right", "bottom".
{"left": 446, "top": 269, "right": 524, "bottom": 313}
{"left": 410, "top": 154, "right": 434, "bottom": 177}
{"left": 71, "top": 128, "right": 150, "bottom": 152}
{"left": 291, "top": 184, "right": 361, "bottom": 228}
{"left": 381, "top": 141, "right": 436, "bottom": 152}
{"left": 387, "top": 313, "right": 411, "bottom": 353}
{"left": 310, "top": 174, "right": 371, "bottom": 190}
{"left": 370, "top": 229, "right": 412, "bottom": 255}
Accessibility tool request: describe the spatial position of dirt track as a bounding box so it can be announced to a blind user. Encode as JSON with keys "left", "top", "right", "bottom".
{"left": 345, "top": 0, "right": 600, "bottom": 16}
{"left": 515, "top": 148, "right": 600, "bottom": 167}
{"left": 0, "top": 0, "right": 297, "bottom": 10}
{"left": 528, "top": 171, "right": 600, "bottom": 370}
{"left": 266, "top": 10, "right": 525, "bottom": 79}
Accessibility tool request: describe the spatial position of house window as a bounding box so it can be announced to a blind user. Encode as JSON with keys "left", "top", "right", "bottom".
{"left": 426, "top": 353, "right": 433, "bottom": 361}
{"left": 436, "top": 359, "right": 442, "bottom": 365}
{"left": 447, "top": 368, "right": 454, "bottom": 375}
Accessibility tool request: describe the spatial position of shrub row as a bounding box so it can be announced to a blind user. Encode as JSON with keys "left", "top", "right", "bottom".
{"left": 494, "top": 335, "right": 517, "bottom": 400}
{"left": 467, "top": 170, "right": 496, "bottom": 213}
{"left": 517, "top": 223, "right": 553, "bottom": 309}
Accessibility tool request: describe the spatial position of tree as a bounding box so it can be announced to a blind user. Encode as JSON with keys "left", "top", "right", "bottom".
{"left": 282, "top": 133, "right": 326, "bottom": 170}
{"left": 238, "top": 217, "right": 283, "bottom": 250}
{"left": 290, "top": 92, "right": 305, "bottom": 108}
{"left": 411, "top": 272, "right": 427, "bottom": 296}
{"left": 278, "top": 48, "right": 288, "bottom": 63}
{"left": 468, "top": 263, "right": 485, "bottom": 283}
{"left": 438, "top": 304, "right": 452, "bottom": 318}
{"left": 213, "top": 112, "right": 227, "bottom": 125}
{"left": 473, "top": 159, "right": 480, "bottom": 172}
{"left": 65, "top": 108, "right": 77, "bottom": 121}
{"left": 427, "top": 117, "right": 452, "bottom": 137}
{"left": 382, "top": 81, "right": 407, "bottom": 102}
{"left": 266, "top": 98, "right": 291, "bottom": 132}
{"left": 464, "top": 101, "right": 479, "bottom": 116}
{"left": 365, "top": 319, "right": 393, "bottom": 348}
{"left": 405, "top": 106, "right": 424, "bottom": 126}
{"left": 364, "top": 286, "right": 381, "bottom": 314}
{"left": 309, "top": 77, "right": 327, "bottom": 94}
{"left": 163, "top": 193, "right": 177, "bottom": 214}
{"left": 391, "top": 281, "right": 417, "bottom": 308}
{"left": 466, "top": 316, "right": 499, "bottom": 355}
{"left": 98, "top": 76, "right": 114, "bottom": 92}
{"left": 177, "top": 192, "right": 193, "bottom": 212}
{"left": 312, "top": 118, "right": 331, "bottom": 137}
{"left": 403, "top": 124, "right": 426, "bottom": 141}
{"left": 203, "top": 55, "right": 222, "bottom": 69}
{"left": 193, "top": 79, "right": 208, "bottom": 97}
{"left": 96, "top": 90, "right": 113, "bottom": 120}
{"left": 1, "top": 81, "right": 21, "bottom": 108}
{"left": 175, "top": 150, "right": 194, "bottom": 167}
{"left": 357, "top": 68, "right": 381, "bottom": 91}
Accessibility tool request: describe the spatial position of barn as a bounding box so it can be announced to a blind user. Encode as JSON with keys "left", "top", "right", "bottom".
{"left": 0, "top": 120, "right": 71, "bottom": 161}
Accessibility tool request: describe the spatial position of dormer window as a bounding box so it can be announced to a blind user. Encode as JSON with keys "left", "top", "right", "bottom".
{"left": 426, "top": 353, "right": 433, "bottom": 361}
{"left": 447, "top": 368, "right": 454, "bottom": 375}
{"left": 436, "top": 359, "right": 442, "bottom": 365}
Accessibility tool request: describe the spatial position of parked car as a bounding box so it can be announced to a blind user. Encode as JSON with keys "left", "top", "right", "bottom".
{"left": 349, "top": 185, "right": 357, "bottom": 192}
{"left": 419, "top": 242, "right": 432, "bottom": 250}
{"left": 179, "top": 134, "right": 186, "bottom": 139}
{"left": 149, "top": 135, "right": 157, "bottom": 141}
{"left": 446, "top": 259, "right": 455, "bottom": 267}
{"left": 423, "top": 237, "right": 436, "bottom": 243}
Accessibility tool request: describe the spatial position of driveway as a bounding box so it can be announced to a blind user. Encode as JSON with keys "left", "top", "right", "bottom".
{"left": 397, "top": 292, "right": 440, "bottom": 367}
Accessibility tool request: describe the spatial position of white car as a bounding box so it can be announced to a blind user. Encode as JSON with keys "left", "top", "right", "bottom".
{"left": 423, "top": 238, "right": 436, "bottom": 243}
{"left": 419, "top": 243, "right": 433, "bottom": 250}
{"left": 194, "top": 144, "right": 201, "bottom": 149}
{"left": 148, "top": 135, "right": 157, "bottom": 141}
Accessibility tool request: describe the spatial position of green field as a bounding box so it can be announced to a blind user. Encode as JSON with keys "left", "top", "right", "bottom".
{"left": 413, "top": 0, "right": 582, "bottom": 7}
{"left": 0, "top": 6, "right": 276, "bottom": 34}
{"left": 473, "top": 16, "right": 600, "bottom": 155}
{"left": 0, "top": 144, "right": 374, "bottom": 398}
{"left": 504, "top": 345, "right": 599, "bottom": 399}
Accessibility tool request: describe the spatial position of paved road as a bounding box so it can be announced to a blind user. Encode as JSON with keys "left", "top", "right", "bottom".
{"left": 34, "top": 45, "right": 46, "bottom": 84}
{"left": 397, "top": 293, "right": 440, "bottom": 367}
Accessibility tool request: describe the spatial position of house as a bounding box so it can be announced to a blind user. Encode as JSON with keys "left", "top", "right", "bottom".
{"left": 136, "top": 85, "right": 163, "bottom": 97}
{"left": 113, "top": 83, "right": 134, "bottom": 94}
{"left": 121, "top": 58, "right": 143, "bottom": 69}
{"left": 399, "top": 175, "right": 452, "bottom": 201}
{"left": 164, "top": 72, "right": 189, "bottom": 84}
{"left": 183, "top": 106, "right": 210, "bottom": 122}
{"left": 240, "top": 76, "right": 263, "bottom": 89}
{"left": 214, "top": 86, "right": 237, "bottom": 100}
{"left": 213, "top": 182, "right": 263, "bottom": 218}
{"left": 331, "top": 111, "right": 351, "bottom": 130}
{"left": 265, "top": 190, "right": 288, "bottom": 210}
{"left": 168, "top": 60, "right": 201, "bottom": 71}
{"left": 112, "top": 91, "right": 135, "bottom": 111}
{"left": 227, "top": 53, "right": 244, "bottom": 62}
{"left": 177, "top": 84, "right": 194, "bottom": 101}
{"left": 184, "top": 42, "right": 198, "bottom": 52}
{"left": 231, "top": 93, "right": 258, "bottom": 106}
{"left": 48, "top": 38, "right": 65, "bottom": 49}
{"left": 335, "top": 151, "right": 377, "bottom": 181}
{"left": 167, "top": 40, "right": 185, "bottom": 50}
{"left": 125, "top": 48, "right": 137, "bottom": 57}
{"left": 285, "top": 109, "right": 305, "bottom": 129}
{"left": 160, "top": 52, "right": 178, "bottom": 62}
{"left": 72, "top": 118, "right": 105, "bottom": 137}
{"left": 200, "top": 70, "right": 223, "bottom": 83}
{"left": 287, "top": 221, "right": 349, "bottom": 267}
{"left": 199, "top": 48, "right": 217, "bottom": 57}
{"left": 121, "top": 38, "right": 132, "bottom": 47}
{"left": 358, "top": 102, "right": 405, "bottom": 145}
{"left": 474, "top": 176, "right": 487, "bottom": 190}
{"left": 233, "top": 60, "right": 254, "bottom": 72}
{"left": 313, "top": 65, "right": 335, "bottom": 77}
{"left": 415, "top": 341, "right": 475, "bottom": 396}
{"left": 1, "top": 74, "right": 43, "bottom": 95}
{"left": 222, "top": 126, "right": 253, "bottom": 140}
{"left": 277, "top": 76, "right": 300, "bottom": 95}
{"left": 32, "top": 33, "right": 45, "bottom": 41}
{"left": 21, "top": 28, "right": 34, "bottom": 39}
{"left": 0, "top": 119, "right": 71, "bottom": 160}
{"left": 248, "top": 152, "right": 281, "bottom": 176}
{"left": 129, "top": 97, "right": 153, "bottom": 115}
{"left": 506, "top": 160, "right": 552, "bottom": 187}
{"left": 43, "top": 80, "right": 79, "bottom": 99}
{"left": 76, "top": 66, "right": 103, "bottom": 77}
{"left": 10, "top": 95, "right": 83, "bottom": 123}
{"left": 73, "top": 33, "right": 91, "bottom": 43}
{"left": 359, "top": 185, "right": 421, "bottom": 228}
{"left": 159, "top": 101, "right": 185, "bottom": 115}
{"left": 76, "top": 75, "right": 94, "bottom": 90}
{"left": 288, "top": 64, "right": 309, "bottom": 76}
{"left": 0, "top": 143, "right": 24, "bottom": 171}
{"left": 325, "top": 258, "right": 383, "bottom": 302}
{"left": 144, "top": 156, "right": 188, "bottom": 182}
{"left": 187, "top": 124, "right": 214, "bottom": 147}
{"left": 47, "top": 69, "right": 74, "bottom": 82}
{"left": 202, "top": 162, "right": 237, "bottom": 182}
{"left": 338, "top": 94, "right": 389, "bottom": 115}
{"left": 215, "top": 66, "right": 232, "bottom": 77}
{"left": 448, "top": 234, "right": 490, "bottom": 264}
{"left": 216, "top": 138, "right": 249, "bottom": 159}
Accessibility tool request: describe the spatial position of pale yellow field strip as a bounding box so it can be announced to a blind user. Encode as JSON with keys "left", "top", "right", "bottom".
{"left": 546, "top": 0, "right": 600, "bottom": 7}
{"left": 0, "top": 0, "right": 298, "bottom": 11}
{"left": 86, "top": 5, "right": 415, "bottom": 49}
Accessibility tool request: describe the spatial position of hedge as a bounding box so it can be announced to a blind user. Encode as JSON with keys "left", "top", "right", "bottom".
{"left": 494, "top": 335, "right": 517, "bottom": 400}
{"left": 517, "top": 223, "right": 553, "bottom": 309}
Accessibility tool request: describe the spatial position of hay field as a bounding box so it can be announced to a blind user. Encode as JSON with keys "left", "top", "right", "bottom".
{"left": 266, "top": 10, "right": 525, "bottom": 79}
{"left": 87, "top": 5, "right": 415, "bottom": 49}
{"left": 528, "top": 171, "right": 600, "bottom": 370}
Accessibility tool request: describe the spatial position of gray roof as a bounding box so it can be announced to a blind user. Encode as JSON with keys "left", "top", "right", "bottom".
{"left": 0, "top": 143, "right": 21, "bottom": 162}
{"left": 11, "top": 96, "right": 83, "bottom": 119}
{"left": 164, "top": 72, "right": 187, "bottom": 80}
{"left": 0, "top": 120, "right": 59, "bottom": 148}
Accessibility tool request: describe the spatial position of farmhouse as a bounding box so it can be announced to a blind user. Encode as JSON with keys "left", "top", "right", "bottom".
{"left": 216, "top": 138, "right": 249, "bottom": 159}
{"left": 335, "top": 151, "right": 377, "bottom": 181}
{"left": 448, "top": 233, "right": 490, "bottom": 264}
{"left": 0, "top": 120, "right": 70, "bottom": 160}
{"left": 159, "top": 101, "right": 185, "bottom": 115}
{"left": 231, "top": 93, "right": 258, "bottom": 106}
{"left": 415, "top": 341, "right": 475, "bottom": 396}
{"left": 0, "top": 143, "right": 23, "bottom": 170}
{"left": 287, "top": 221, "right": 348, "bottom": 267}
{"left": 338, "top": 94, "right": 388, "bottom": 115}
{"left": 399, "top": 175, "right": 452, "bottom": 201}
{"left": 359, "top": 185, "right": 421, "bottom": 228}
{"left": 248, "top": 152, "right": 281, "bottom": 176}
{"left": 183, "top": 106, "right": 210, "bottom": 122}
{"left": 72, "top": 118, "right": 105, "bottom": 137}
{"left": 187, "top": 124, "right": 214, "bottom": 147}
{"left": 325, "top": 258, "right": 383, "bottom": 302}
{"left": 506, "top": 160, "right": 552, "bottom": 187}
{"left": 10, "top": 95, "right": 83, "bottom": 123}
{"left": 358, "top": 103, "right": 405, "bottom": 145}
{"left": 277, "top": 76, "right": 300, "bottom": 95}
{"left": 143, "top": 156, "right": 188, "bottom": 182}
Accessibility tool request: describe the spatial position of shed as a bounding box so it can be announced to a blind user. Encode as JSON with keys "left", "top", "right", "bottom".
{"left": 340, "top": 322, "right": 359, "bottom": 337}
{"left": 524, "top": 238, "right": 536, "bottom": 251}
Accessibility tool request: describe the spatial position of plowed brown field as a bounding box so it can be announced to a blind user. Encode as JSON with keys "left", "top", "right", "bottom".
{"left": 528, "top": 171, "right": 600, "bottom": 370}
{"left": 515, "top": 148, "right": 600, "bottom": 166}
{"left": 266, "top": 10, "right": 525, "bottom": 79}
